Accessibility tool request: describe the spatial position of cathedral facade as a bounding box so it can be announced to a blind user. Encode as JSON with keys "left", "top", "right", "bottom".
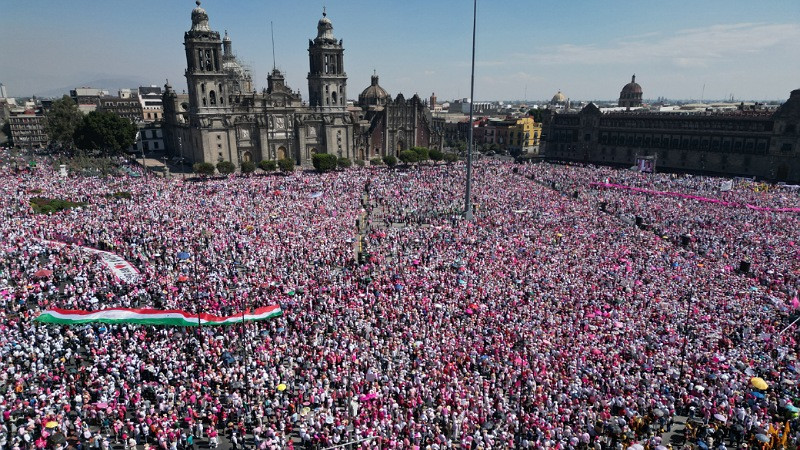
{"left": 162, "top": 2, "right": 439, "bottom": 167}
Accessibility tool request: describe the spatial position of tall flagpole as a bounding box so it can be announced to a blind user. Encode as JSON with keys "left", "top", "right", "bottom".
{"left": 464, "top": 0, "right": 477, "bottom": 221}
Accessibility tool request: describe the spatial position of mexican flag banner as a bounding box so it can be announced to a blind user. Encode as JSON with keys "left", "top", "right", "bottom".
{"left": 35, "top": 305, "right": 282, "bottom": 327}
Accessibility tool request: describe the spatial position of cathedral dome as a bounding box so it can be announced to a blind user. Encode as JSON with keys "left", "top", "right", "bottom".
{"left": 359, "top": 73, "right": 390, "bottom": 107}
{"left": 191, "top": 1, "right": 210, "bottom": 32}
{"left": 551, "top": 90, "right": 566, "bottom": 104}
{"left": 621, "top": 74, "right": 642, "bottom": 94}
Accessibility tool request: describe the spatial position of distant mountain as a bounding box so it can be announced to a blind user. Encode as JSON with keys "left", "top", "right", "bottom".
{"left": 34, "top": 76, "right": 154, "bottom": 98}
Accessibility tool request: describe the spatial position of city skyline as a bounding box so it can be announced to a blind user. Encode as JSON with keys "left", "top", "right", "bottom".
{"left": 1, "top": 0, "right": 798, "bottom": 102}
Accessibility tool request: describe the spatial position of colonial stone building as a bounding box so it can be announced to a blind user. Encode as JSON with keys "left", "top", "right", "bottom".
{"left": 162, "top": 2, "right": 437, "bottom": 167}
{"left": 542, "top": 89, "right": 800, "bottom": 182}
{"left": 353, "top": 73, "right": 439, "bottom": 160}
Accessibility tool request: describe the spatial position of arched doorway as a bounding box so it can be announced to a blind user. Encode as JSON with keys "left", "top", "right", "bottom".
{"left": 397, "top": 139, "right": 406, "bottom": 152}
{"left": 359, "top": 148, "right": 366, "bottom": 160}
{"left": 277, "top": 146, "right": 287, "bottom": 160}
{"left": 242, "top": 152, "right": 252, "bottom": 162}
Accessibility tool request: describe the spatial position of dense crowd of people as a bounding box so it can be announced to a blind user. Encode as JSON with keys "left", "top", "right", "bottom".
{"left": 0, "top": 151, "right": 798, "bottom": 450}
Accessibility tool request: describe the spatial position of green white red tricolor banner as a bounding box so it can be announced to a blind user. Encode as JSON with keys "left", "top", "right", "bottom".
{"left": 35, "top": 305, "right": 282, "bottom": 327}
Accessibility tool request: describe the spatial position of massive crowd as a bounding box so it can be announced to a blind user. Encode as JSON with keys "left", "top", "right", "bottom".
{"left": 0, "top": 151, "right": 798, "bottom": 450}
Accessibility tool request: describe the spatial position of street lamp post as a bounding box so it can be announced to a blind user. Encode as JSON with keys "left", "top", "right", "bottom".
{"left": 464, "top": 0, "right": 478, "bottom": 221}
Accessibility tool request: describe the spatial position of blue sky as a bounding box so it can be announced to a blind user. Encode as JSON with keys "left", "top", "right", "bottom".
{"left": 1, "top": 0, "right": 798, "bottom": 102}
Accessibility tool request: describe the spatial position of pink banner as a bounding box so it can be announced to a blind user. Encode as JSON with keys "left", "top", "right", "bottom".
{"left": 590, "top": 182, "right": 800, "bottom": 213}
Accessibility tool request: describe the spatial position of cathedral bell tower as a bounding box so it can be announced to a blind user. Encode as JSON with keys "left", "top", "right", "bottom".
{"left": 184, "top": 1, "right": 227, "bottom": 113}
{"left": 307, "top": 9, "right": 347, "bottom": 111}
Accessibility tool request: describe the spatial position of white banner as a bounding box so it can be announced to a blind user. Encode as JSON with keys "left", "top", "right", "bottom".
{"left": 720, "top": 180, "right": 733, "bottom": 192}
{"left": 40, "top": 239, "right": 142, "bottom": 284}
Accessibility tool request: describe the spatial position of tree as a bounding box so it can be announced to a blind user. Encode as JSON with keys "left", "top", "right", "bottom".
{"left": 410, "top": 146, "right": 429, "bottom": 162}
{"left": 193, "top": 162, "right": 215, "bottom": 176}
{"left": 216, "top": 160, "right": 235, "bottom": 175}
{"left": 240, "top": 160, "right": 256, "bottom": 175}
{"left": 45, "top": 95, "right": 83, "bottom": 149}
{"left": 398, "top": 150, "right": 419, "bottom": 165}
{"left": 337, "top": 157, "right": 352, "bottom": 169}
{"left": 527, "top": 108, "right": 544, "bottom": 123}
{"left": 369, "top": 157, "right": 383, "bottom": 166}
{"left": 1, "top": 121, "right": 12, "bottom": 147}
{"left": 73, "top": 111, "right": 137, "bottom": 155}
{"left": 429, "top": 149, "right": 444, "bottom": 162}
{"left": 354, "top": 159, "right": 365, "bottom": 167}
{"left": 443, "top": 153, "right": 459, "bottom": 164}
{"left": 258, "top": 160, "right": 277, "bottom": 172}
{"left": 312, "top": 153, "right": 338, "bottom": 172}
{"left": 278, "top": 158, "right": 295, "bottom": 173}
{"left": 382, "top": 154, "right": 397, "bottom": 168}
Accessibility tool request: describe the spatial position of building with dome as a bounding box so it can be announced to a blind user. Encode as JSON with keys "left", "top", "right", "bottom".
{"left": 549, "top": 90, "right": 568, "bottom": 109}
{"left": 541, "top": 89, "right": 800, "bottom": 182}
{"left": 618, "top": 74, "right": 643, "bottom": 108}
{"left": 358, "top": 72, "right": 390, "bottom": 107}
{"left": 351, "top": 72, "right": 438, "bottom": 159}
{"left": 161, "top": 2, "right": 438, "bottom": 167}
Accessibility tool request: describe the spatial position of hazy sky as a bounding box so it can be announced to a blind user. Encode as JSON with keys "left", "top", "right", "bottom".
{"left": 1, "top": 0, "right": 798, "bottom": 102}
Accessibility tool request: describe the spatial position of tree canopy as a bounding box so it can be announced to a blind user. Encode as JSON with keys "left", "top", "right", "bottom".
{"left": 337, "top": 157, "right": 352, "bottom": 169}
{"left": 410, "top": 147, "right": 429, "bottom": 161}
{"left": 528, "top": 108, "right": 544, "bottom": 123}
{"left": 73, "top": 111, "right": 137, "bottom": 155}
{"left": 1, "top": 121, "right": 12, "bottom": 147}
{"left": 312, "top": 153, "right": 338, "bottom": 172}
{"left": 240, "top": 160, "right": 256, "bottom": 175}
{"left": 398, "top": 150, "right": 419, "bottom": 165}
{"left": 193, "top": 162, "right": 215, "bottom": 176}
{"left": 216, "top": 160, "right": 235, "bottom": 175}
{"left": 382, "top": 154, "right": 397, "bottom": 168}
{"left": 45, "top": 95, "right": 83, "bottom": 149}
{"left": 278, "top": 158, "right": 295, "bottom": 173}
{"left": 443, "top": 153, "right": 459, "bottom": 164}
{"left": 258, "top": 160, "right": 277, "bottom": 172}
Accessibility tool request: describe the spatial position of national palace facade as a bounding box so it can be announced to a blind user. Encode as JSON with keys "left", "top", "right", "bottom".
{"left": 542, "top": 89, "right": 800, "bottom": 182}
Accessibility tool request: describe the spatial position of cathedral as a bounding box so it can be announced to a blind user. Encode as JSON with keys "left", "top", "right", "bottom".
{"left": 162, "top": 1, "right": 439, "bottom": 166}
